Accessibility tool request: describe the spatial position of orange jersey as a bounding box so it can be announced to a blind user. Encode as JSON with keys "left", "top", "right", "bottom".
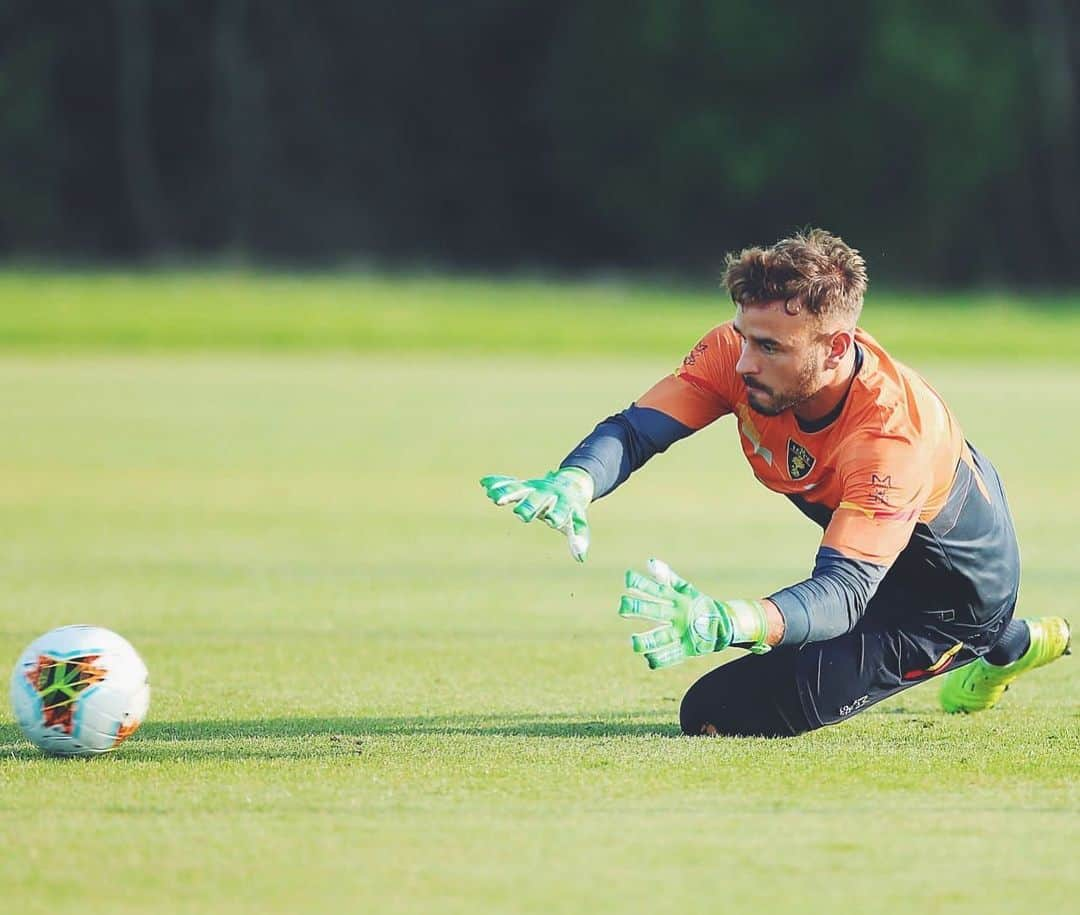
{"left": 636, "top": 322, "right": 982, "bottom": 569}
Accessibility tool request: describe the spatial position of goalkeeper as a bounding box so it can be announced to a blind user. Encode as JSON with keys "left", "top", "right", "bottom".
{"left": 481, "top": 229, "right": 1070, "bottom": 737}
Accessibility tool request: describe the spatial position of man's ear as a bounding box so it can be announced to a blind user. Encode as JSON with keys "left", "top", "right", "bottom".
{"left": 824, "top": 330, "right": 854, "bottom": 370}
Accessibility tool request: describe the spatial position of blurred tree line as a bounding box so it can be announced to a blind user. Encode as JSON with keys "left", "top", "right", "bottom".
{"left": 1, "top": 0, "right": 1077, "bottom": 284}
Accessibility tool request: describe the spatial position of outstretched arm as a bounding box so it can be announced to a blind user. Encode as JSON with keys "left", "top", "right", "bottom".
{"left": 559, "top": 403, "right": 698, "bottom": 499}
{"left": 480, "top": 326, "right": 736, "bottom": 560}
{"left": 766, "top": 549, "right": 889, "bottom": 645}
{"left": 768, "top": 435, "right": 929, "bottom": 646}
{"left": 478, "top": 401, "right": 695, "bottom": 563}
{"left": 620, "top": 555, "right": 873, "bottom": 670}
{"left": 621, "top": 435, "right": 929, "bottom": 668}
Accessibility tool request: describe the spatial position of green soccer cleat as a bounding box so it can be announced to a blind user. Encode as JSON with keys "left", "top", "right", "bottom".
{"left": 939, "top": 617, "right": 1071, "bottom": 713}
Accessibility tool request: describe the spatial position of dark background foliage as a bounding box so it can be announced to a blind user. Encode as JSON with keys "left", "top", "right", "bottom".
{"left": 1, "top": 0, "right": 1077, "bottom": 284}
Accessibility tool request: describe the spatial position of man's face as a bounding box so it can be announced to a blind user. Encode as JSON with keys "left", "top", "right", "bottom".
{"left": 732, "top": 301, "right": 827, "bottom": 416}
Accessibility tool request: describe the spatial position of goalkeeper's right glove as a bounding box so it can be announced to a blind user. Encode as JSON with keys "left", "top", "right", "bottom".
{"left": 479, "top": 467, "right": 594, "bottom": 561}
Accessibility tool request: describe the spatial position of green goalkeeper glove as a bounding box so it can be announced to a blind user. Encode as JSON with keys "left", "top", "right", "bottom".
{"left": 619, "top": 558, "right": 771, "bottom": 669}
{"left": 479, "top": 467, "right": 595, "bottom": 562}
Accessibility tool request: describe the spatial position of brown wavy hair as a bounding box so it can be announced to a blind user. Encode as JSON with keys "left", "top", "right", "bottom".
{"left": 723, "top": 229, "right": 867, "bottom": 324}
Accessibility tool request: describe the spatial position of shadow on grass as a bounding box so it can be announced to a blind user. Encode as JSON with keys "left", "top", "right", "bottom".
{"left": 0, "top": 713, "right": 682, "bottom": 760}
{"left": 143, "top": 713, "right": 682, "bottom": 740}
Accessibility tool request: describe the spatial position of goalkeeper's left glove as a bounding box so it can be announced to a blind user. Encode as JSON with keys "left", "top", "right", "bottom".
{"left": 618, "top": 558, "right": 771, "bottom": 669}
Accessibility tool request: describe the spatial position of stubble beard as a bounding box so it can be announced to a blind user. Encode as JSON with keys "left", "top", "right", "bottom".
{"left": 745, "top": 356, "right": 822, "bottom": 417}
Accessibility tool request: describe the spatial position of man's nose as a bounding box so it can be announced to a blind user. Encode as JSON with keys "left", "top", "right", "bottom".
{"left": 735, "top": 346, "right": 756, "bottom": 376}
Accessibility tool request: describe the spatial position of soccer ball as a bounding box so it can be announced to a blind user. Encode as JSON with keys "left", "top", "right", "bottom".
{"left": 9, "top": 625, "right": 150, "bottom": 757}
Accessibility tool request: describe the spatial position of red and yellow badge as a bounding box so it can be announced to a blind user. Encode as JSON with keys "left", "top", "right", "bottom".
{"left": 787, "top": 439, "right": 815, "bottom": 480}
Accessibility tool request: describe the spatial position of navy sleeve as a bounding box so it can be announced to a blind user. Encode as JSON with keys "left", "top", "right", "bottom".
{"left": 768, "top": 547, "right": 888, "bottom": 646}
{"left": 560, "top": 405, "right": 695, "bottom": 498}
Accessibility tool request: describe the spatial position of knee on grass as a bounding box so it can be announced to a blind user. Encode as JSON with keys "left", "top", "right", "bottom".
{"left": 679, "top": 695, "right": 732, "bottom": 737}
{"left": 679, "top": 692, "right": 806, "bottom": 738}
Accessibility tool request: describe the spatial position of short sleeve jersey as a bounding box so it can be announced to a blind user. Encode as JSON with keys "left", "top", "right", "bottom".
{"left": 635, "top": 323, "right": 971, "bottom": 569}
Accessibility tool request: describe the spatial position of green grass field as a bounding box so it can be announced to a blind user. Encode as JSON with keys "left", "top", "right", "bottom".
{"left": 0, "top": 272, "right": 1076, "bottom": 914}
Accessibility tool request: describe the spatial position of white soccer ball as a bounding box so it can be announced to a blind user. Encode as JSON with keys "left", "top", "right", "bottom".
{"left": 9, "top": 625, "right": 150, "bottom": 757}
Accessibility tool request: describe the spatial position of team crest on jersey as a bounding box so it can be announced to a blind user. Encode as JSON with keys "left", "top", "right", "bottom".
{"left": 787, "top": 439, "right": 815, "bottom": 480}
